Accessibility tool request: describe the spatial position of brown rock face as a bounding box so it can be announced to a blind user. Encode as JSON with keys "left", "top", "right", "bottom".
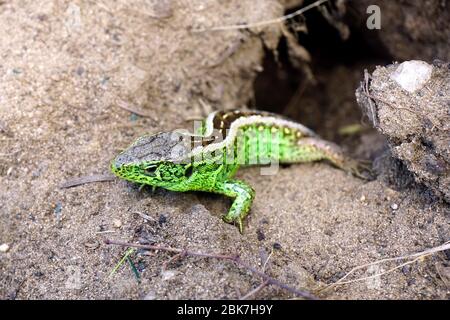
{"left": 356, "top": 60, "right": 450, "bottom": 202}
{"left": 349, "top": 0, "right": 450, "bottom": 61}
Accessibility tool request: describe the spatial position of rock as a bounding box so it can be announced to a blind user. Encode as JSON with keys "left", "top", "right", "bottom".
{"left": 143, "top": 291, "right": 157, "bottom": 300}
{"left": 390, "top": 61, "right": 433, "bottom": 93}
{"left": 356, "top": 60, "right": 450, "bottom": 202}
{"left": 0, "top": 243, "right": 10, "bottom": 253}
{"left": 112, "top": 219, "right": 122, "bottom": 229}
{"left": 161, "top": 270, "right": 178, "bottom": 281}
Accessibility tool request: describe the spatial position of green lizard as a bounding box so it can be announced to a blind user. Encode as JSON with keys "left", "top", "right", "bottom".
{"left": 111, "top": 110, "right": 368, "bottom": 233}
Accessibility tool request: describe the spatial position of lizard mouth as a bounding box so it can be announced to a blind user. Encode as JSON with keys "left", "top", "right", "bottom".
{"left": 110, "top": 159, "right": 122, "bottom": 176}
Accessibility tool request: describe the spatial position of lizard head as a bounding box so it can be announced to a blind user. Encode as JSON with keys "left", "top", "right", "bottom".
{"left": 111, "top": 131, "right": 194, "bottom": 189}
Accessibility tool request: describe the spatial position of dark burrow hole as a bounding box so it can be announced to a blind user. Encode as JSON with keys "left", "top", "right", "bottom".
{"left": 252, "top": 1, "right": 393, "bottom": 156}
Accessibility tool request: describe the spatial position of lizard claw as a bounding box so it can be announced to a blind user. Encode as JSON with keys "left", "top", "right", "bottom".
{"left": 237, "top": 219, "right": 244, "bottom": 234}
{"left": 222, "top": 215, "right": 245, "bottom": 234}
{"left": 343, "top": 158, "right": 375, "bottom": 180}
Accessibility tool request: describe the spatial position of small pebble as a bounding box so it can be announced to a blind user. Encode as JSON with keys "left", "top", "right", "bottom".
{"left": 402, "top": 265, "right": 411, "bottom": 275}
{"left": 273, "top": 243, "right": 282, "bottom": 250}
{"left": 407, "top": 278, "right": 416, "bottom": 286}
{"left": 0, "top": 243, "right": 10, "bottom": 253}
{"left": 113, "top": 219, "right": 122, "bottom": 228}
{"left": 76, "top": 66, "right": 84, "bottom": 76}
{"left": 161, "top": 270, "right": 178, "bottom": 281}
{"left": 129, "top": 113, "right": 139, "bottom": 122}
{"left": 360, "top": 195, "right": 366, "bottom": 202}
{"left": 34, "top": 271, "right": 44, "bottom": 277}
{"left": 158, "top": 214, "right": 167, "bottom": 226}
{"left": 391, "top": 203, "right": 399, "bottom": 210}
{"left": 256, "top": 228, "right": 265, "bottom": 241}
{"left": 54, "top": 202, "right": 62, "bottom": 218}
{"left": 444, "top": 249, "right": 450, "bottom": 260}
{"left": 143, "top": 291, "right": 156, "bottom": 300}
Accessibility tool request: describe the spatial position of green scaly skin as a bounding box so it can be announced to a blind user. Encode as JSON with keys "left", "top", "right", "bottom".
{"left": 111, "top": 110, "right": 368, "bottom": 233}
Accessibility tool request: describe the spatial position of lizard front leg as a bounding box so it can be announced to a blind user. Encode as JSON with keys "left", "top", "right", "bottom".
{"left": 213, "top": 179, "right": 255, "bottom": 233}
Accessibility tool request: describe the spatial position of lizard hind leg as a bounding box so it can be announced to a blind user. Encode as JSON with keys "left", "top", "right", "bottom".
{"left": 296, "top": 137, "right": 373, "bottom": 180}
{"left": 213, "top": 179, "right": 255, "bottom": 233}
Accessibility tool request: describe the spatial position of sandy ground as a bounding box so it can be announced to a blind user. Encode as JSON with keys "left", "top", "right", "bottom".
{"left": 0, "top": 0, "right": 449, "bottom": 299}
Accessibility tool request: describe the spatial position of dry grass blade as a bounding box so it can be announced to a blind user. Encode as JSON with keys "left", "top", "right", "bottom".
{"left": 196, "top": 0, "right": 329, "bottom": 32}
{"left": 322, "top": 241, "right": 450, "bottom": 291}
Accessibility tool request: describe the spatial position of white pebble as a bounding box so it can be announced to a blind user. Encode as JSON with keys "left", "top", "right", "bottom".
{"left": 0, "top": 243, "right": 10, "bottom": 253}
{"left": 161, "top": 270, "right": 178, "bottom": 281}
{"left": 143, "top": 291, "right": 156, "bottom": 300}
{"left": 391, "top": 203, "right": 399, "bottom": 210}
{"left": 390, "top": 60, "right": 433, "bottom": 93}
{"left": 112, "top": 219, "right": 122, "bottom": 228}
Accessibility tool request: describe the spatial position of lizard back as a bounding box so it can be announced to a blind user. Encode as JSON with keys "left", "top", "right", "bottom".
{"left": 188, "top": 110, "right": 342, "bottom": 166}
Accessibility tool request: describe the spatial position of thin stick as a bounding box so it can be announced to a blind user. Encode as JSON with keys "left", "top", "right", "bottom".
{"left": 105, "top": 239, "right": 239, "bottom": 264}
{"left": 322, "top": 241, "right": 450, "bottom": 291}
{"left": 361, "top": 91, "right": 444, "bottom": 131}
{"left": 361, "top": 91, "right": 419, "bottom": 116}
{"left": 363, "top": 69, "right": 377, "bottom": 126}
{"left": 96, "top": 230, "right": 117, "bottom": 235}
{"left": 104, "top": 239, "right": 317, "bottom": 300}
{"left": 59, "top": 174, "right": 116, "bottom": 189}
{"left": 240, "top": 249, "right": 273, "bottom": 300}
{"left": 133, "top": 211, "right": 157, "bottom": 222}
{"left": 240, "top": 280, "right": 270, "bottom": 300}
{"left": 162, "top": 251, "right": 187, "bottom": 271}
{"left": 116, "top": 100, "right": 156, "bottom": 119}
{"left": 196, "top": 0, "right": 329, "bottom": 32}
{"left": 262, "top": 249, "right": 273, "bottom": 272}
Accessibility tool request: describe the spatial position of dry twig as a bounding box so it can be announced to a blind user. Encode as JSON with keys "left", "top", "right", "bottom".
{"left": 240, "top": 249, "right": 274, "bottom": 300}
{"left": 104, "top": 239, "right": 317, "bottom": 300}
{"left": 240, "top": 280, "right": 270, "bottom": 300}
{"left": 115, "top": 100, "right": 157, "bottom": 119}
{"left": 60, "top": 174, "right": 116, "bottom": 189}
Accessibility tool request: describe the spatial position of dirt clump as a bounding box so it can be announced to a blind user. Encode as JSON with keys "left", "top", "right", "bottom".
{"left": 356, "top": 60, "right": 450, "bottom": 202}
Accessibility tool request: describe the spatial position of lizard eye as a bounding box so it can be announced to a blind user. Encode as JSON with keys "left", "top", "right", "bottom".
{"left": 184, "top": 166, "right": 193, "bottom": 178}
{"left": 143, "top": 166, "right": 157, "bottom": 177}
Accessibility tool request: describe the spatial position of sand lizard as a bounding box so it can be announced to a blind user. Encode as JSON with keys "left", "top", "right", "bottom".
{"left": 111, "top": 110, "right": 367, "bottom": 233}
